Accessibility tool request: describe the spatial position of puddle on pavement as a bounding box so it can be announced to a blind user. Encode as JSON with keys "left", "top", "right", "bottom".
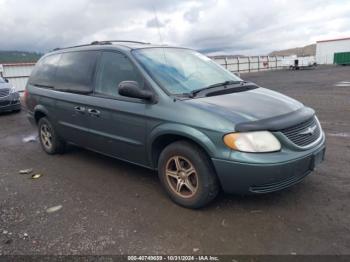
{"left": 22, "top": 134, "right": 38, "bottom": 143}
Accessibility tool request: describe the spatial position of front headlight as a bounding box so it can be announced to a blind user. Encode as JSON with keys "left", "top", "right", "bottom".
{"left": 9, "top": 87, "right": 16, "bottom": 93}
{"left": 223, "top": 131, "right": 281, "bottom": 153}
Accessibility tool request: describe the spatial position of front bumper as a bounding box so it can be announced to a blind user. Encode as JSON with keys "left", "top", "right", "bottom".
{"left": 0, "top": 98, "right": 21, "bottom": 112}
{"left": 212, "top": 139, "right": 326, "bottom": 195}
{"left": 0, "top": 91, "right": 21, "bottom": 112}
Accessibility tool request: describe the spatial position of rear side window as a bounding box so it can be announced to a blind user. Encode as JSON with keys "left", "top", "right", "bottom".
{"left": 95, "top": 52, "right": 144, "bottom": 97}
{"left": 29, "top": 54, "right": 61, "bottom": 87}
{"left": 55, "top": 51, "right": 99, "bottom": 93}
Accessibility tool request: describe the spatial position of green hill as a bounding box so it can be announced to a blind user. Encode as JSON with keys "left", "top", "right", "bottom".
{"left": 0, "top": 51, "right": 43, "bottom": 63}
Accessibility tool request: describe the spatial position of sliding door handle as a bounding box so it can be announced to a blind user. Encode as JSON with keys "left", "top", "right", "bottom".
{"left": 88, "top": 108, "right": 100, "bottom": 117}
{"left": 74, "top": 106, "right": 86, "bottom": 113}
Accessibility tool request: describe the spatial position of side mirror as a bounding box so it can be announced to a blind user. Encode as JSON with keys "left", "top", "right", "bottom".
{"left": 118, "top": 81, "right": 154, "bottom": 101}
{"left": 4, "top": 78, "right": 9, "bottom": 83}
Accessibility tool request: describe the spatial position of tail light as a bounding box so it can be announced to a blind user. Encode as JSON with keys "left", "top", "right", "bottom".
{"left": 23, "top": 89, "right": 29, "bottom": 106}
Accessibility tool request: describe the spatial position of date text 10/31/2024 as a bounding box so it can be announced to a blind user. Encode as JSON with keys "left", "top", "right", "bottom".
{"left": 127, "top": 256, "right": 219, "bottom": 261}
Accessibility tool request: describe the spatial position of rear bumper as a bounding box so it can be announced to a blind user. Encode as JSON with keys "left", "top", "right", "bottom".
{"left": 212, "top": 142, "right": 326, "bottom": 195}
{"left": 27, "top": 111, "right": 36, "bottom": 126}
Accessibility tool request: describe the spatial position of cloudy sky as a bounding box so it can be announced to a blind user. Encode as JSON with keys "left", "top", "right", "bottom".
{"left": 0, "top": 0, "right": 350, "bottom": 55}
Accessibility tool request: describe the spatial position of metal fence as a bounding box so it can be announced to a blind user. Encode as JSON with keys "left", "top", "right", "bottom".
{"left": 0, "top": 63, "right": 36, "bottom": 92}
{"left": 210, "top": 56, "right": 284, "bottom": 73}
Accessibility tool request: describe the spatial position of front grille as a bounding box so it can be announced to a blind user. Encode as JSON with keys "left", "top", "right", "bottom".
{"left": 0, "top": 88, "right": 10, "bottom": 98}
{"left": 0, "top": 101, "right": 10, "bottom": 107}
{"left": 280, "top": 116, "right": 321, "bottom": 147}
{"left": 250, "top": 170, "right": 311, "bottom": 193}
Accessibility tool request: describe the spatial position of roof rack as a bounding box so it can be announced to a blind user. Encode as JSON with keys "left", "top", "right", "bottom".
{"left": 51, "top": 43, "right": 98, "bottom": 52}
{"left": 52, "top": 40, "right": 151, "bottom": 51}
{"left": 101, "top": 40, "right": 151, "bottom": 45}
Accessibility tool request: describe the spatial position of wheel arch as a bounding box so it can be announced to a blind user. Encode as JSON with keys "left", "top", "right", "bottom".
{"left": 148, "top": 124, "right": 217, "bottom": 169}
{"left": 33, "top": 105, "right": 49, "bottom": 123}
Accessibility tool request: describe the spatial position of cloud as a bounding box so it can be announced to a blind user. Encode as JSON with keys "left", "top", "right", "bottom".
{"left": 184, "top": 8, "right": 200, "bottom": 23}
{"left": 146, "top": 18, "right": 166, "bottom": 28}
{"left": 0, "top": 0, "right": 349, "bottom": 55}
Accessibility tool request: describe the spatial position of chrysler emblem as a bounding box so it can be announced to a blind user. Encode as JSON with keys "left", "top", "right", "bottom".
{"left": 299, "top": 125, "right": 317, "bottom": 136}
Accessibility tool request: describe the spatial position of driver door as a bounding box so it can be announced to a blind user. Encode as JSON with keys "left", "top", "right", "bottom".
{"left": 86, "top": 51, "right": 148, "bottom": 166}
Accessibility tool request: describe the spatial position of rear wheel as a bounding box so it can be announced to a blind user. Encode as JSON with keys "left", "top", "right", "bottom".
{"left": 158, "top": 141, "right": 219, "bottom": 208}
{"left": 38, "top": 117, "right": 65, "bottom": 154}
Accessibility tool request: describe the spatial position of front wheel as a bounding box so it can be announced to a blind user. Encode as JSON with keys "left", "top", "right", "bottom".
{"left": 158, "top": 141, "right": 219, "bottom": 208}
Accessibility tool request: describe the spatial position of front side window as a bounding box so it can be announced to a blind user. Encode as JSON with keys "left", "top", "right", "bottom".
{"left": 55, "top": 51, "right": 98, "bottom": 93}
{"left": 95, "top": 52, "right": 144, "bottom": 97}
{"left": 132, "top": 48, "right": 241, "bottom": 95}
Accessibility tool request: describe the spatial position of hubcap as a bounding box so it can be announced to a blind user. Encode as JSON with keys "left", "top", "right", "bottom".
{"left": 40, "top": 124, "right": 52, "bottom": 150}
{"left": 165, "top": 156, "right": 198, "bottom": 198}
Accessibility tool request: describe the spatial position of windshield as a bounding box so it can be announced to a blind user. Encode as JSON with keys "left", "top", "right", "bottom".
{"left": 0, "top": 77, "right": 5, "bottom": 83}
{"left": 132, "top": 48, "right": 241, "bottom": 95}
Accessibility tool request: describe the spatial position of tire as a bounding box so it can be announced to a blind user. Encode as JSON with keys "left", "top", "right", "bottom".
{"left": 38, "top": 117, "right": 65, "bottom": 154}
{"left": 158, "top": 140, "right": 219, "bottom": 208}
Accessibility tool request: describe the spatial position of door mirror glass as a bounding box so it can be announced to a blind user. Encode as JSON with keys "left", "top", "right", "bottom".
{"left": 118, "top": 81, "right": 154, "bottom": 100}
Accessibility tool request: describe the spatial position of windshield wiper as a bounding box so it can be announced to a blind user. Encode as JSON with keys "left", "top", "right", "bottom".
{"left": 189, "top": 80, "right": 242, "bottom": 97}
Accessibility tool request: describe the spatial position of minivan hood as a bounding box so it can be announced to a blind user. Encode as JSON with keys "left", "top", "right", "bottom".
{"left": 185, "top": 87, "right": 310, "bottom": 131}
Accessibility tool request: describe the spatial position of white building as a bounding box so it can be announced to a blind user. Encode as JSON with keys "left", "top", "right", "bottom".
{"left": 316, "top": 37, "right": 350, "bottom": 64}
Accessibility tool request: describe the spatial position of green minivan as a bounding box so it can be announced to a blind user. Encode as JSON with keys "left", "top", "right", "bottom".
{"left": 25, "top": 41, "right": 326, "bottom": 208}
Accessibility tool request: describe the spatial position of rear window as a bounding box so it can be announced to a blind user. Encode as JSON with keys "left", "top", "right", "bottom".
{"left": 29, "top": 54, "right": 61, "bottom": 87}
{"left": 55, "top": 51, "right": 99, "bottom": 93}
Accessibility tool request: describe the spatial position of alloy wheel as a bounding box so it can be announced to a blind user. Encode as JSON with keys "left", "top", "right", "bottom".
{"left": 165, "top": 156, "right": 198, "bottom": 198}
{"left": 40, "top": 124, "right": 53, "bottom": 150}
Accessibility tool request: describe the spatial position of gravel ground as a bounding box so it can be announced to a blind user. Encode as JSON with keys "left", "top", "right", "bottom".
{"left": 0, "top": 65, "right": 349, "bottom": 255}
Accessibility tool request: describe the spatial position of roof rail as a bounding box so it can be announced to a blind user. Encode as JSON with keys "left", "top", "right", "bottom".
{"left": 51, "top": 43, "right": 99, "bottom": 52}
{"left": 104, "top": 40, "right": 151, "bottom": 45}
{"left": 90, "top": 41, "right": 112, "bottom": 45}
{"left": 51, "top": 40, "right": 150, "bottom": 52}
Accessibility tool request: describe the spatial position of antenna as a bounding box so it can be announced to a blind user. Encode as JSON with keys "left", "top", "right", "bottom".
{"left": 151, "top": 2, "right": 167, "bottom": 64}
{"left": 152, "top": 5, "right": 163, "bottom": 44}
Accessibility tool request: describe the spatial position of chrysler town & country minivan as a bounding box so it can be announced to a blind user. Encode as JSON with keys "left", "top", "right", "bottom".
{"left": 25, "top": 41, "right": 326, "bottom": 208}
